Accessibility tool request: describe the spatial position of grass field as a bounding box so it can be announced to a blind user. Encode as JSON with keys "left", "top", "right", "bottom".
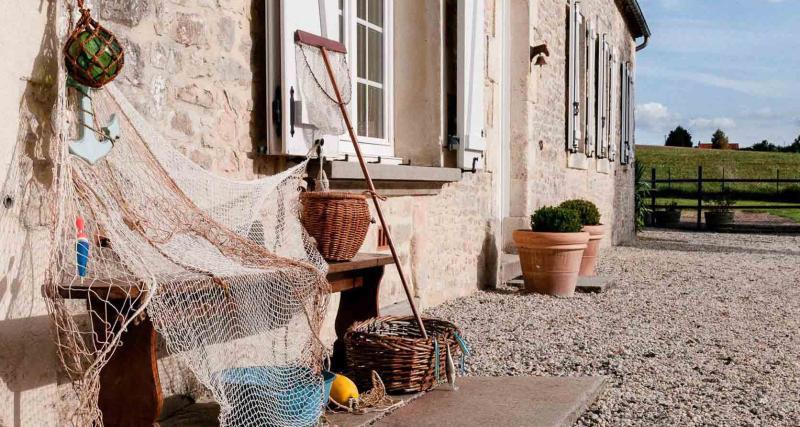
{"left": 655, "top": 197, "right": 800, "bottom": 223}
{"left": 636, "top": 145, "right": 800, "bottom": 200}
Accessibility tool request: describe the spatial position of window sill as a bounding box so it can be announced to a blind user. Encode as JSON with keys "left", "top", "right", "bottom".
{"left": 596, "top": 159, "right": 611, "bottom": 174}
{"left": 306, "top": 160, "right": 463, "bottom": 197}
{"left": 567, "top": 152, "right": 589, "bottom": 170}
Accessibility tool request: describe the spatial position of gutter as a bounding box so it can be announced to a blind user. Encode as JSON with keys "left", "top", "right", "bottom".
{"left": 621, "top": 0, "right": 651, "bottom": 50}
{"left": 636, "top": 35, "right": 649, "bottom": 52}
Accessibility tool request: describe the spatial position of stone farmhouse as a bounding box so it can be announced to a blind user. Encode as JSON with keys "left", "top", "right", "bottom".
{"left": 0, "top": 0, "right": 648, "bottom": 424}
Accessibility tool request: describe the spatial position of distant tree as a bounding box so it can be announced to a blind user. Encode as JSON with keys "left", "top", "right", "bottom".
{"left": 711, "top": 129, "right": 730, "bottom": 150}
{"left": 665, "top": 126, "right": 693, "bottom": 147}
{"left": 786, "top": 135, "right": 800, "bottom": 153}
{"left": 748, "top": 140, "right": 779, "bottom": 152}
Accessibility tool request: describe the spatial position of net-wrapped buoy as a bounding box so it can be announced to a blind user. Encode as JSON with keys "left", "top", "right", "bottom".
{"left": 63, "top": 4, "right": 124, "bottom": 88}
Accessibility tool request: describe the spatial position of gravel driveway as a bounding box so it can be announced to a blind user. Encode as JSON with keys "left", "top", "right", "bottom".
{"left": 426, "top": 230, "right": 800, "bottom": 426}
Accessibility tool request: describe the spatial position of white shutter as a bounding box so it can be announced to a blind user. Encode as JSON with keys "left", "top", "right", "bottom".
{"left": 608, "top": 50, "right": 618, "bottom": 162}
{"left": 567, "top": 1, "right": 582, "bottom": 152}
{"left": 278, "top": 0, "right": 341, "bottom": 156}
{"left": 457, "top": 0, "right": 486, "bottom": 171}
{"left": 619, "top": 61, "right": 628, "bottom": 164}
{"left": 596, "top": 35, "right": 609, "bottom": 159}
{"left": 621, "top": 62, "right": 633, "bottom": 165}
{"left": 585, "top": 21, "right": 597, "bottom": 157}
{"left": 627, "top": 65, "right": 635, "bottom": 163}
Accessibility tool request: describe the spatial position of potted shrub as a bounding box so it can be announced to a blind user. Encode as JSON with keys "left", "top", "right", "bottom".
{"left": 513, "top": 206, "right": 589, "bottom": 297}
{"left": 705, "top": 192, "right": 735, "bottom": 230}
{"left": 654, "top": 202, "right": 681, "bottom": 227}
{"left": 560, "top": 199, "right": 603, "bottom": 277}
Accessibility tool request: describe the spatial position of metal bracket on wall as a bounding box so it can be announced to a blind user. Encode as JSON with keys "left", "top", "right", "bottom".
{"left": 461, "top": 157, "right": 479, "bottom": 174}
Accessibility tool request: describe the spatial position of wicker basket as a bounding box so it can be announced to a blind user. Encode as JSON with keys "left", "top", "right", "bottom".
{"left": 300, "top": 191, "right": 370, "bottom": 261}
{"left": 344, "top": 316, "right": 465, "bottom": 393}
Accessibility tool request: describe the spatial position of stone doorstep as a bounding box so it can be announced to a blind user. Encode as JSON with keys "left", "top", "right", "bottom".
{"left": 370, "top": 376, "right": 607, "bottom": 427}
{"left": 506, "top": 275, "right": 615, "bottom": 294}
{"left": 576, "top": 276, "right": 615, "bottom": 294}
{"left": 158, "top": 377, "right": 606, "bottom": 427}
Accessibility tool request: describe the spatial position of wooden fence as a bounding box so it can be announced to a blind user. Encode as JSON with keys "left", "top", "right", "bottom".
{"left": 650, "top": 166, "right": 800, "bottom": 229}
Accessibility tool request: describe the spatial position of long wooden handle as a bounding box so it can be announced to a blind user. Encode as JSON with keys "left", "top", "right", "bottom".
{"left": 319, "top": 47, "right": 428, "bottom": 339}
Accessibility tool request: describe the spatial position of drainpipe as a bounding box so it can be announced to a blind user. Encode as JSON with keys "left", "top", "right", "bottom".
{"left": 636, "top": 35, "right": 650, "bottom": 52}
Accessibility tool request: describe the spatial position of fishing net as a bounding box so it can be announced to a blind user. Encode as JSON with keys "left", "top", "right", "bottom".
{"left": 295, "top": 42, "right": 351, "bottom": 141}
{"left": 0, "top": 2, "right": 334, "bottom": 426}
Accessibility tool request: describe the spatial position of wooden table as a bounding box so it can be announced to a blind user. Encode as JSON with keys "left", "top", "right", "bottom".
{"left": 46, "top": 253, "right": 393, "bottom": 427}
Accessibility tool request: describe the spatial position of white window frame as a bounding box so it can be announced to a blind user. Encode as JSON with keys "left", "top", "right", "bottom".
{"left": 338, "top": 0, "right": 395, "bottom": 158}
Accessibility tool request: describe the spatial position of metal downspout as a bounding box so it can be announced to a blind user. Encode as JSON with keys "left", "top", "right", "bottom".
{"left": 636, "top": 35, "right": 650, "bottom": 51}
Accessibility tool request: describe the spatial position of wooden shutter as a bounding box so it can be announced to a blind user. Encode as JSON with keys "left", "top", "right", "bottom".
{"left": 277, "top": 0, "right": 341, "bottom": 156}
{"left": 608, "top": 50, "right": 618, "bottom": 162}
{"left": 627, "top": 64, "right": 635, "bottom": 163}
{"left": 585, "top": 21, "right": 597, "bottom": 157}
{"left": 457, "top": 0, "right": 486, "bottom": 170}
{"left": 621, "top": 62, "right": 633, "bottom": 165}
{"left": 596, "top": 35, "right": 609, "bottom": 159}
{"left": 567, "top": 1, "right": 582, "bottom": 152}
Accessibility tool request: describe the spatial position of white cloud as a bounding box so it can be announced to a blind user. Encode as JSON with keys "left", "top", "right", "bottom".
{"left": 689, "top": 117, "right": 737, "bottom": 130}
{"left": 637, "top": 102, "right": 679, "bottom": 131}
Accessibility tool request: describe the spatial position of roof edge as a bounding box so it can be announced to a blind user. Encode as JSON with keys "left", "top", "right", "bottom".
{"left": 620, "top": 0, "right": 651, "bottom": 40}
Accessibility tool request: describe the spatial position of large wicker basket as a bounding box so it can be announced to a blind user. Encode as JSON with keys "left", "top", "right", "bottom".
{"left": 300, "top": 191, "right": 370, "bottom": 261}
{"left": 344, "top": 316, "right": 465, "bottom": 393}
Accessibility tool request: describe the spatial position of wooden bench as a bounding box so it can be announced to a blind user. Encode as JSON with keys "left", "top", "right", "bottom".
{"left": 46, "top": 253, "right": 393, "bottom": 427}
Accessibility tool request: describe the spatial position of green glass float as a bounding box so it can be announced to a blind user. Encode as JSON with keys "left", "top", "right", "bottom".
{"left": 63, "top": 7, "right": 124, "bottom": 88}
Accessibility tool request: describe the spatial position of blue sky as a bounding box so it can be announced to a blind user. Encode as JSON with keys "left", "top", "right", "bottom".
{"left": 635, "top": 0, "right": 800, "bottom": 147}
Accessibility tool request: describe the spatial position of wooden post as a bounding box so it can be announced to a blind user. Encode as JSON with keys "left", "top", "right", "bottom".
{"left": 651, "top": 168, "right": 657, "bottom": 220}
{"left": 777, "top": 169, "right": 780, "bottom": 195}
{"left": 721, "top": 167, "right": 726, "bottom": 193}
{"left": 697, "top": 166, "right": 703, "bottom": 230}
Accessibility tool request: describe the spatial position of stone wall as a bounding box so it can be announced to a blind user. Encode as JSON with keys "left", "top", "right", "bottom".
{"left": 96, "top": 0, "right": 277, "bottom": 179}
{"left": 509, "top": 0, "right": 638, "bottom": 246}
{"left": 0, "top": 0, "right": 640, "bottom": 424}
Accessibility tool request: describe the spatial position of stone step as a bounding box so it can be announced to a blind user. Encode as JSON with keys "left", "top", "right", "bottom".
{"left": 500, "top": 253, "right": 521, "bottom": 285}
{"left": 373, "top": 376, "right": 607, "bottom": 427}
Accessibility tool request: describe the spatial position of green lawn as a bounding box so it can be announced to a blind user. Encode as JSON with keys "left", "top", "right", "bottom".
{"left": 636, "top": 145, "right": 800, "bottom": 198}
{"left": 652, "top": 197, "right": 800, "bottom": 223}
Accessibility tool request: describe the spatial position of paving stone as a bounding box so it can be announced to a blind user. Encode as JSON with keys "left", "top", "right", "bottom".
{"left": 373, "top": 376, "right": 606, "bottom": 427}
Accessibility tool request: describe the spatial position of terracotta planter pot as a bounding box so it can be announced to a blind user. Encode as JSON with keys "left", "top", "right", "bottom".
{"left": 512, "top": 230, "right": 590, "bottom": 297}
{"left": 579, "top": 225, "right": 605, "bottom": 277}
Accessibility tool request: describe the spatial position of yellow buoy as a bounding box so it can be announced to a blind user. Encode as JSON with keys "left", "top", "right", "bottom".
{"left": 329, "top": 373, "right": 359, "bottom": 406}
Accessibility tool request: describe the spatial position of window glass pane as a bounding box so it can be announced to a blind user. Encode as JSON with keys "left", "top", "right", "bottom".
{"left": 367, "top": 0, "right": 383, "bottom": 26}
{"left": 357, "top": 24, "right": 366, "bottom": 79}
{"left": 367, "top": 28, "right": 383, "bottom": 83}
{"left": 357, "top": 83, "right": 367, "bottom": 136}
{"left": 338, "top": 13, "right": 344, "bottom": 43}
{"left": 368, "top": 86, "right": 384, "bottom": 138}
{"left": 357, "top": 0, "right": 366, "bottom": 20}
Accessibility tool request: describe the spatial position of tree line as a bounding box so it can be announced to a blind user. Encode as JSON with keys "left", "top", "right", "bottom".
{"left": 664, "top": 126, "right": 800, "bottom": 153}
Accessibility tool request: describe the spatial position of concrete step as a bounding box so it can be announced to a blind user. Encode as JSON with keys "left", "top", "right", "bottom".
{"left": 373, "top": 376, "right": 607, "bottom": 427}
{"left": 500, "top": 253, "right": 521, "bottom": 285}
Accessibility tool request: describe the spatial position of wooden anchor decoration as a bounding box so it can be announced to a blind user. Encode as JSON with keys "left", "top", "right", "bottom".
{"left": 68, "top": 78, "right": 120, "bottom": 164}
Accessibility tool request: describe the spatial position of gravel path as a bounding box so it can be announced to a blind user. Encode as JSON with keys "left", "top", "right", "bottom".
{"left": 426, "top": 230, "right": 800, "bottom": 426}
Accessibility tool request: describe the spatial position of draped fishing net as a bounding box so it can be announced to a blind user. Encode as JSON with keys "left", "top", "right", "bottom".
{"left": 0, "top": 2, "right": 345, "bottom": 426}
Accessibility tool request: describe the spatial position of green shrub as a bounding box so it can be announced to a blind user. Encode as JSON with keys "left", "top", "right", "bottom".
{"left": 530, "top": 206, "right": 583, "bottom": 232}
{"left": 706, "top": 191, "right": 736, "bottom": 212}
{"left": 559, "top": 199, "right": 601, "bottom": 225}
